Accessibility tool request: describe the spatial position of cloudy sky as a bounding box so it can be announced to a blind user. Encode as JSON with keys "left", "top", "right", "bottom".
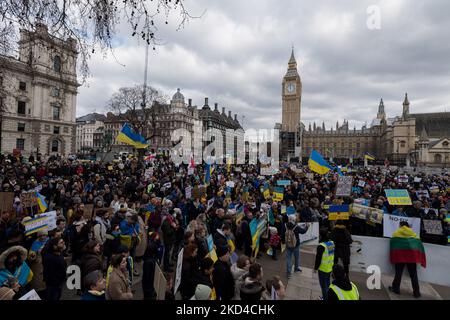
{"left": 77, "top": 0, "right": 450, "bottom": 130}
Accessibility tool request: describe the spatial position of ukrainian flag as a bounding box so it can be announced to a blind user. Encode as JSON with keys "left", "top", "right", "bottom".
{"left": 116, "top": 123, "right": 149, "bottom": 149}
{"left": 365, "top": 152, "right": 375, "bottom": 161}
{"left": 308, "top": 150, "right": 333, "bottom": 175}
{"left": 204, "top": 163, "right": 213, "bottom": 185}
{"left": 36, "top": 191, "right": 48, "bottom": 213}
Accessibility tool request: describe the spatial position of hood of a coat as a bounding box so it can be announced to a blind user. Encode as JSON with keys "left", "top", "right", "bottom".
{"left": 0, "top": 246, "right": 28, "bottom": 270}
{"left": 231, "top": 264, "right": 247, "bottom": 280}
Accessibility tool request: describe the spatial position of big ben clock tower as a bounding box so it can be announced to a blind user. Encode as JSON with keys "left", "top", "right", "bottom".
{"left": 282, "top": 48, "right": 302, "bottom": 132}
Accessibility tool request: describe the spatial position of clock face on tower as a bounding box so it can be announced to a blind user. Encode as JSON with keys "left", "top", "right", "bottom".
{"left": 286, "top": 82, "right": 296, "bottom": 94}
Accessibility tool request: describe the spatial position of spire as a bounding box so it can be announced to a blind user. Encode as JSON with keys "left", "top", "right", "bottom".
{"left": 288, "top": 46, "right": 297, "bottom": 69}
{"left": 308, "top": 123, "right": 312, "bottom": 132}
{"left": 322, "top": 121, "right": 325, "bottom": 131}
{"left": 336, "top": 121, "right": 339, "bottom": 130}
{"left": 313, "top": 122, "right": 316, "bottom": 131}
{"left": 377, "top": 98, "right": 386, "bottom": 120}
{"left": 402, "top": 93, "right": 410, "bottom": 119}
{"left": 420, "top": 126, "right": 429, "bottom": 141}
{"left": 403, "top": 93, "right": 410, "bottom": 106}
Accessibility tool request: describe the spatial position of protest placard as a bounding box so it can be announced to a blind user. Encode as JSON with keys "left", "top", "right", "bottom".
{"left": 206, "top": 235, "right": 218, "bottom": 262}
{"left": 163, "top": 182, "right": 172, "bottom": 189}
{"left": 23, "top": 216, "right": 48, "bottom": 236}
{"left": 153, "top": 263, "right": 167, "bottom": 300}
{"left": 299, "top": 222, "right": 319, "bottom": 245}
{"left": 185, "top": 186, "right": 192, "bottom": 199}
{"left": 335, "top": 176, "right": 353, "bottom": 197}
{"left": 273, "top": 187, "right": 284, "bottom": 202}
{"left": 429, "top": 186, "right": 440, "bottom": 194}
{"left": 422, "top": 220, "right": 443, "bottom": 235}
{"left": 385, "top": 189, "right": 412, "bottom": 206}
{"left": 416, "top": 190, "right": 430, "bottom": 199}
{"left": 260, "top": 167, "right": 278, "bottom": 176}
{"left": 144, "top": 168, "right": 154, "bottom": 180}
{"left": 0, "top": 192, "right": 14, "bottom": 214}
{"left": 358, "top": 180, "right": 366, "bottom": 188}
{"left": 414, "top": 177, "right": 422, "bottom": 183}
{"left": 83, "top": 204, "right": 94, "bottom": 220}
{"left": 383, "top": 214, "right": 421, "bottom": 238}
{"left": 20, "top": 191, "right": 37, "bottom": 207}
{"left": 277, "top": 180, "right": 291, "bottom": 186}
{"left": 226, "top": 181, "right": 235, "bottom": 188}
{"left": 19, "top": 289, "right": 41, "bottom": 300}
{"left": 37, "top": 211, "right": 57, "bottom": 231}
{"left": 397, "top": 175, "right": 409, "bottom": 183}
{"left": 328, "top": 205, "right": 350, "bottom": 220}
{"left": 187, "top": 167, "right": 194, "bottom": 176}
{"left": 351, "top": 204, "right": 383, "bottom": 224}
{"left": 306, "top": 173, "right": 314, "bottom": 180}
{"left": 174, "top": 248, "right": 184, "bottom": 295}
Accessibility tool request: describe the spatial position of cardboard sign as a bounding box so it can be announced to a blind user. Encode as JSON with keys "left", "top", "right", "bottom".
{"left": 226, "top": 181, "right": 235, "bottom": 188}
{"left": 0, "top": 192, "right": 14, "bottom": 214}
{"left": 422, "top": 220, "right": 443, "bottom": 235}
{"left": 306, "top": 173, "right": 314, "bottom": 180}
{"left": 37, "top": 211, "right": 57, "bottom": 231}
{"left": 20, "top": 191, "right": 37, "bottom": 207}
{"left": 83, "top": 204, "right": 94, "bottom": 220}
{"left": 260, "top": 167, "right": 278, "bottom": 176}
{"left": 414, "top": 177, "right": 422, "bottom": 183}
{"left": 187, "top": 167, "right": 195, "bottom": 176}
{"left": 153, "top": 263, "right": 167, "bottom": 300}
{"left": 358, "top": 180, "right": 366, "bottom": 188}
{"left": 335, "top": 176, "right": 353, "bottom": 197}
{"left": 397, "top": 175, "right": 409, "bottom": 183}
{"left": 385, "top": 189, "right": 412, "bottom": 206}
{"left": 144, "top": 168, "right": 154, "bottom": 180}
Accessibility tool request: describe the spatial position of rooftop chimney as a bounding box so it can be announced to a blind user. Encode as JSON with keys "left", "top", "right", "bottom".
{"left": 214, "top": 103, "right": 218, "bottom": 111}
{"left": 234, "top": 114, "right": 238, "bottom": 121}
{"left": 188, "top": 99, "right": 192, "bottom": 107}
{"left": 204, "top": 97, "right": 209, "bottom": 107}
{"left": 222, "top": 107, "right": 225, "bottom": 114}
{"left": 228, "top": 111, "right": 232, "bottom": 118}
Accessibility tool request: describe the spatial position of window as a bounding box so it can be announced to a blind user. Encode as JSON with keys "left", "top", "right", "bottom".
{"left": 51, "top": 87, "right": 60, "bottom": 97}
{"left": 53, "top": 106, "right": 60, "bottom": 120}
{"left": 400, "top": 141, "right": 406, "bottom": 148}
{"left": 17, "top": 123, "right": 25, "bottom": 132}
{"left": 16, "top": 138, "right": 25, "bottom": 150}
{"left": 19, "top": 81, "right": 26, "bottom": 91}
{"left": 53, "top": 126, "right": 60, "bottom": 134}
{"left": 51, "top": 140, "right": 59, "bottom": 152}
{"left": 443, "top": 141, "right": 449, "bottom": 148}
{"left": 54, "top": 56, "right": 61, "bottom": 72}
{"left": 17, "top": 101, "right": 26, "bottom": 115}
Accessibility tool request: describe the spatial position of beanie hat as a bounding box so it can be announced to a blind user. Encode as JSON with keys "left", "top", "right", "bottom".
{"left": 194, "top": 284, "right": 212, "bottom": 300}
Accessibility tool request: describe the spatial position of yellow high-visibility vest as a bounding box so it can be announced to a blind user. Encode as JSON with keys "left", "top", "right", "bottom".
{"left": 329, "top": 283, "right": 359, "bottom": 300}
{"left": 318, "top": 241, "right": 335, "bottom": 273}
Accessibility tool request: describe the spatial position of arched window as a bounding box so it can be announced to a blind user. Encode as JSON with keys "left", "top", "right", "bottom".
{"left": 54, "top": 55, "right": 61, "bottom": 72}
{"left": 51, "top": 140, "right": 59, "bottom": 153}
{"left": 443, "top": 141, "right": 449, "bottom": 148}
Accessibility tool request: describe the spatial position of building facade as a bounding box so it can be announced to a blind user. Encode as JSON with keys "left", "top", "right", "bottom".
{"left": 75, "top": 113, "right": 106, "bottom": 152}
{"left": 0, "top": 23, "right": 79, "bottom": 157}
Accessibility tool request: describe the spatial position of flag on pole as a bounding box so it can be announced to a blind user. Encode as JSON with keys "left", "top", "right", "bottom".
{"left": 35, "top": 192, "right": 48, "bottom": 213}
{"left": 308, "top": 150, "right": 333, "bottom": 175}
{"left": 204, "top": 163, "right": 212, "bottom": 185}
{"left": 364, "top": 152, "right": 375, "bottom": 161}
{"left": 116, "top": 123, "right": 149, "bottom": 149}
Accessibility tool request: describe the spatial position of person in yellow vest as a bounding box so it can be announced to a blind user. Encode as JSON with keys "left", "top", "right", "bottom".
{"left": 313, "top": 228, "right": 334, "bottom": 300}
{"left": 327, "top": 264, "right": 360, "bottom": 301}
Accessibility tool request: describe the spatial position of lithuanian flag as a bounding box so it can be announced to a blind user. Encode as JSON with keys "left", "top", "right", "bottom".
{"left": 390, "top": 227, "right": 426, "bottom": 268}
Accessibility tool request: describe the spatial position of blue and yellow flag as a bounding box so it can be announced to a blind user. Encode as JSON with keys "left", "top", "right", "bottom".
{"left": 364, "top": 152, "right": 375, "bottom": 161}
{"left": 204, "top": 163, "right": 213, "bottom": 185}
{"left": 36, "top": 191, "right": 48, "bottom": 213}
{"left": 116, "top": 123, "right": 149, "bottom": 149}
{"left": 308, "top": 150, "right": 333, "bottom": 175}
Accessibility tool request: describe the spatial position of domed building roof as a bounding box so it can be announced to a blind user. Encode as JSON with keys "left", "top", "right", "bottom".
{"left": 171, "top": 88, "right": 185, "bottom": 104}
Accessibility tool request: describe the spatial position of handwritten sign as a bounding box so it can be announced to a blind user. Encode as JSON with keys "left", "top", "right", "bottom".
{"left": 0, "top": 192, "right": 14, "bottom": 214}
{"left": 20, "top": 191, "right": 37, "bottom": 207}
{"left": 385, "top": 189, "right": 412, "bottom": 206}
{"left": 185, "top": 186, "right": 192, "bottom": 199}
{"left": 23, "top": 216, "right": 48, "bottom": 236}
{"left": 422, "top": 220, "right": 443, "bottom": 235}
{"left": 335, "top": 176, "right": 353, "bottom": 197}
{"left": 383, "top": 214, "right": 421, "bottom": 238}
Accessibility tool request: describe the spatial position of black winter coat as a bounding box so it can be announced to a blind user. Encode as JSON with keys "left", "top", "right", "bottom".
{"left": 43, "top": 252, "right": 67, "bottom": 287}
{"left": 330, "top": 227, "right": 353, "bottom": 264}
{"left": 213, "top": 260, "right": 234, "bottom": 301}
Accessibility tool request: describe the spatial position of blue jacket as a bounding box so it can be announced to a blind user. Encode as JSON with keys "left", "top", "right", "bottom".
{"left": 119, "top": 220, "right": 139, "bottom": 236}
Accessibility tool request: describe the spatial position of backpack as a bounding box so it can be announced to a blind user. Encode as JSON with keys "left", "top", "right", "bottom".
{"left": 285, "top": 224, "right": 297, "bottom": 249}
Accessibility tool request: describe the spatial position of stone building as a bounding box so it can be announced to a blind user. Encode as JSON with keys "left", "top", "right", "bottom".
{"left": 277, "top": 48, "right": 450, "bottom": 167}
{"left": 198, "top": 97, "right": 245, "bottom": 163}
{"left": 0, "top": 23, "right": 79, "bottom": 156}
{"left": 75, "top": 113, "right": 106, "bottom": 152}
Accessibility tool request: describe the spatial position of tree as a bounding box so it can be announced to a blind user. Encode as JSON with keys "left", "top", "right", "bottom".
{"left": 108, "top": 84, "right": 167, "bottom": 150}
{"left": 0, "top": 0, "right": 201, "bottom": 80}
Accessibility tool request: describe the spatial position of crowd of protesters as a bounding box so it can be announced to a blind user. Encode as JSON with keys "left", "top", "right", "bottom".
{"left": 0, "top": 152, "right": 449, "bottom": 301}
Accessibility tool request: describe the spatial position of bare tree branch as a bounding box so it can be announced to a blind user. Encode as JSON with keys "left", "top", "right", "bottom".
{"left": 0, "top": 0, "right": 199, "bottom": 81}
